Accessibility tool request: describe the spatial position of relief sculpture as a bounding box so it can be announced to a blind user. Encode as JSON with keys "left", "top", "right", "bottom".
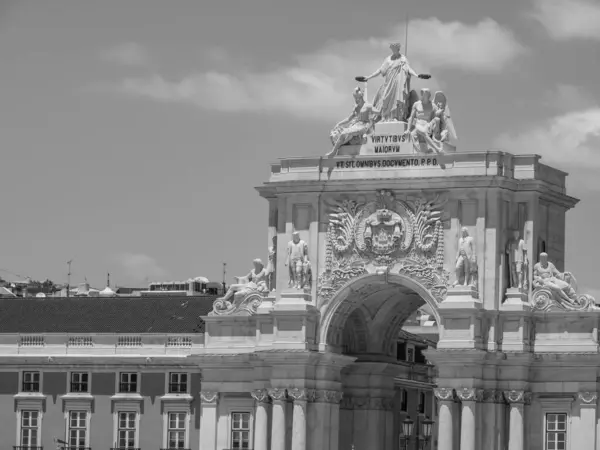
{"left": 318, "top": 189, "right": 450, "bottom": 305}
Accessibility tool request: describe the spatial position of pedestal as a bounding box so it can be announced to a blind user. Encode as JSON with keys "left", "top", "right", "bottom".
{"left": 274, "top": 289, "right": 312, "bottom": 310}
{"left": 501, "top": 288, "right": 531, "bottom": 311}
{"left": 439, "top": 285, "right": 482, "bottom": 310}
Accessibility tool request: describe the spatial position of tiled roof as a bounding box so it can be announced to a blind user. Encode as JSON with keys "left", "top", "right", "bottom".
{"left": 0, "top": 295, "right": 217, "bottom": 334}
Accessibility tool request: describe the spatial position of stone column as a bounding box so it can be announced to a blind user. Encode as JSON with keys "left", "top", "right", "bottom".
{"left": 504, "top": 390, "right": 530, "bottom": 450}
{"left": 251, "top": 389, "right": 271, "bottom": 450}
{"left": 481, "top": 389, "right": 502, "bottom": 450}
{"left": 578, "top": 392, "right": 598, "bottom": 450}
{"left": 199, "top": 391, "right": 219, "bottom": 450}
{"left": 457, "top": 388, "right": 482, "bottom": 450}
{"left": 288, "top": 388, "right": 314, "bottom": 450}
{"left": 308, "top": 390, "right": 343, "bottom": 450}
{"left": 269, "top": 388, "right": 288, "bottom": 450}
{"left": 434, "top": 388, "right": 455, "bottom": 450}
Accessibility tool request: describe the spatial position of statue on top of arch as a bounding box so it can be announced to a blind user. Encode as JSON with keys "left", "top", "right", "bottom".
{"left": 327, "top": 42, "right": 457, "bottom": 157}
{"left": 318, "top": 189, "right": 451, "bottom": 307}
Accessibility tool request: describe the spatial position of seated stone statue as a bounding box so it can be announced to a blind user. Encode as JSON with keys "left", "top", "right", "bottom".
{"left": 532, "top": 252, "right": 579, "bottom": 307}
{"left": 326, "top": 86, "right": 379, "bottom": 157}
{"left": 213, "top": 259, "right": 270, "bottom": 314}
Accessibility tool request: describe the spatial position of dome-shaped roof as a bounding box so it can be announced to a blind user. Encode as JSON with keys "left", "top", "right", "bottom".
{"left": 99, "top": 286, "right": 116, "bottom": 296}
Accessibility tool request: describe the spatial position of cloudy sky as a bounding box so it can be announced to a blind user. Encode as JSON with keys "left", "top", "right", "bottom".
{"left": 1, "top": 0, "right": 599, "bottom": 294}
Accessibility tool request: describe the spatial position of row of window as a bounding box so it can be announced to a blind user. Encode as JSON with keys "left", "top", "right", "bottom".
{"left": 21, "top": 372, "right": 189, "bottom": 394}
{"left": 18, "top": 410, "right": 251, "bottom": 450}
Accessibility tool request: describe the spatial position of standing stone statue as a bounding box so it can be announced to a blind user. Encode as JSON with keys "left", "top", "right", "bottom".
{"left": 506, "top": 230, "right": 528, "bottom": 290}
{"left": 285, "top": 231, "right": 308, "bottom": 289}
{"left": 359, "top": 42, "right": 430, "bottom": 122}
{"left": 454, "top": 227, "right": 476, "bottom": 286}
{"left": 266, "top": 235, "right": 277, "bottom": 291}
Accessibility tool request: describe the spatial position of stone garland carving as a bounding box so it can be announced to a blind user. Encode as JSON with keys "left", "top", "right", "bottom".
{"left": 531, "top": 252, "right": 597, "bottom": 312}
{"left": 482, "top": 389, "right": 505, "bottom": 404}
{"left": 503, "top": 390, "right": 531, "bottom": 405}
{"left": 578, "top": 392, "right": 597, "bottom": 405}
{"left": 200, "top": 391, "right": 219, "bottom": 404}
{"left": 251, "top": 389, "right": 271, "bottom": 404}
{"left": 456, "top": 388, "right": 483, "bottom": 402}
{"left": 433, "top": 388, "right": 455, "bottom": 402}
{"left": 288, "top": 388, "right": 316, "bottom": 403}
{"left": 314, "top": 390, "right": 344, "bottom": 404}
{"left": 267, "top": 388, "right": 288, "bottom": 402}
{"left": 318, "top": 190, "right": 450, "bottom": 305}
{"left": 211, "top": 258, "right": 270, "bottom": 316}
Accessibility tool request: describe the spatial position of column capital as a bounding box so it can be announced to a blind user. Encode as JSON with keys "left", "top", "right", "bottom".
{"left": 314, "top": 389, "right": 343, "bottom": 404}
{"left": 340, "top": 395, "right": 353, "bottom": 410}
{"left": 251, "top": 389, "right": 271, "bottom": 404}
{"left": 578, "top": 391, "right": 598, "bottom": 405}
{"left": 482, "top": 389, "right": 504, "bottom": 404}
{"left": 433, "top": 387, "right": 455, "bottom": 402}
{"left": 200, "top": 391, "right": 219, "bottom": 404}
{"left": 267, "top": 388, "right": 288, "bottom": 402}
{"left": 503, "top": 390, "right": 531, "bottom": 405}
{"left": 288, "top": 388, "right": 315, "bottom": 403}
{"left": 456, "top": 388, "right": 484, "bottom": 402}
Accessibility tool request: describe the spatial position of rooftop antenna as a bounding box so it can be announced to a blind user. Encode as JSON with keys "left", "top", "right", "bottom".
{"left": 66, "top": 259, "right": 73, "bottom": 298}
{"left": 222, "top": 262, "right": 227, "bottom": 291}
{"left": 107, "top": 272, "right": 110, "bottom": 288}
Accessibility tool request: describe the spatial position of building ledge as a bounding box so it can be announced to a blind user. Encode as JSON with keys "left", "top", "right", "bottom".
{"left": 14, "top": 392, "right": 46, "bottom": 399}
{"left": 160, "top": 393, "right": 194, "bottom": 402}
{"left": 61, "top": 393, "right": 94, "bottom": 400}
{"left": 110, "top": 393, "right": 143, "bottom": 401}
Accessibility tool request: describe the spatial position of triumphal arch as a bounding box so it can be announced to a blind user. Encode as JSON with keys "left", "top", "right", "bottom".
{"left": 201, "top": 46, "right": 598, "bottom": 450}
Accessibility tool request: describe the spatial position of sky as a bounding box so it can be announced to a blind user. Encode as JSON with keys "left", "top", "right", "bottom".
{"left": 1, "top": 0, "right": 600, "bottom": 295}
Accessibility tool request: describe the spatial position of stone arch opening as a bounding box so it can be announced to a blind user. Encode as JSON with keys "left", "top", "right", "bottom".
{"left": 319, "top": 273, "right": 441, "bottom": 356}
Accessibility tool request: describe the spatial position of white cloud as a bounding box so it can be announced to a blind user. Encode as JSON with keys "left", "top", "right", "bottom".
{"left": 115, "top": 252, "right": 169, "bottom": 283}
{"left": 113, "top": 18, "right": 524, "bottom": 121}
{"left": 542, "top": 84, "right": 595, "bottom": 111}
{"left": 103, "top": 42, "right": 150, "bottom": 67}
{"left": 530, "top": 0, "right": 600, "bottom": 41}
{"left": 493, "top": 108, "right": 600, "bottom": 178}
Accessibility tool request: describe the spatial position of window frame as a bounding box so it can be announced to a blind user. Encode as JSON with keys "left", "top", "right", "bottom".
{"left": 65, "top": 410, "right": 90, "bottom": 448}
{"left": 544, "top": 412, "right": 569, "bottom": 450}
{"left": 117, "top": 372, "right": 140, "bottom": 394}
{"left": 68, "top": 371, "right": 92, "bottom": 394}
{"left": 166, "top": 372, "right": 190, "bottom": 395}
{"left": 230, "top": 411, "right": 252, "bottom": 450}
{"left": 21, "top": 370, "right": 42, "bottom": 393}
{"left": 16, "top": 409, "right": 42, "bottom": 448}
{"left": 163, "top": 411, "right": 189, "bottom": 449}
{"left": 113, "top": 410, "right": 140, "bottom": 449}
{"left": 539, "top": 397, "right": 572, "bottom": 450}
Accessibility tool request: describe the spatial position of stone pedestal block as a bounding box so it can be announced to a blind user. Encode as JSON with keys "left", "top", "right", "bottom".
{"left": 502, "top": 288, "right": 531, "bottom": 311}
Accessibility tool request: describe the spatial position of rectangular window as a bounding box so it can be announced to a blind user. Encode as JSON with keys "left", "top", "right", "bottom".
{"left": 545, "top": 413, "right": 567, "bottom": 450}
{"left": 119, "top": 373, "right": 138, "bottom": 393}
{"left": 167, "top": 412, "right": 187, "bottom": 449}
{"left": 20, "top": 410, "right": 40, "bottom": 447}
{"left": 418, "top": 392, "right": 426, "bottom": 414}
{"left": 22, "top": 371, "right": 40, "bottom": 393}
{"left": 396, "top": 342, "right": 407, "bottom": 361}
{"left": 70, "top": 372, "right": 89, "bottom": 393}
{"left": 407, "top": 348, "right": 415, "bottom": 363}
{"left": 117, "top": 412, "right": 137, "bottom": 449}
{"left": 231, "top": 412, "right": 250, "bottom": 449}
{"left": 168, "top": 373, "right": 188, "bottom": 394}
{"left": 400, "top": 389, "right": 408, "bottom": 412}
{"left": 68, "top": 411, "right": 87, "bottom": 448}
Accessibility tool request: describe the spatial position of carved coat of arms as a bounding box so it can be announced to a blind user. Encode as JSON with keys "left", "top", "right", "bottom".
{"left": 318, "top": 190, "right": 450, "bottom": 305}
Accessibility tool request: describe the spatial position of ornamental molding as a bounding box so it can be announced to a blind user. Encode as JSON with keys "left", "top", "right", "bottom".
{"left": 433, "top": 388, "right": 455, "bottom": 402}
{"left": 267, "top": 388, "right": 288, "bottom": 402}
{"left": 317, "top": 190, "right": 450, "bottom": 306}
{"left": 456, "top": 388, "right": 483, "bottom": 402}
{"left": 503, "top": 390, "right": 531, "bottom": 405}
{"left": 314, "top": 390, "right": 344, "bottom": 404}
{"left": 578, "top": 392, "right": 598, "bottom": 405}
{"left": 288, "top": 388, "right": 316, "bottom": 403}
{"left": 199, "top": 391, "right": 219, "bottom": 404}
{"left": 482, "top": 389, "right": 504, "bottom": 404}
{"left": 251, "top": 389, "right": 270, "bottom": 404}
